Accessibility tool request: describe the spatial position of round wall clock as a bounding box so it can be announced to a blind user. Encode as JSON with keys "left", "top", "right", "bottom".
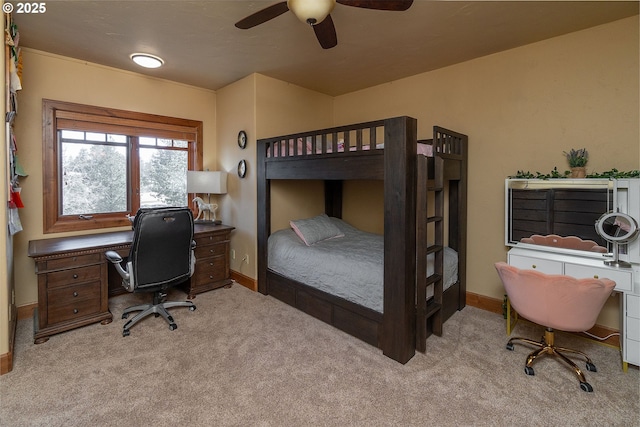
{"left": 238, "top": 130, "right": 247, "bottom": 149}
{"left": 237, "top": 159, "right": 247, "bottom": 178}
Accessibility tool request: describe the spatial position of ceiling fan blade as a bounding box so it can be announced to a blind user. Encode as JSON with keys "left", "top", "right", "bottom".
{"left": 337, "top": 0, "right": 413, "bottom": 11}
{"left": 235, "top": 1, "right": 290, "bottom": 29}
{"left": 313, "top": 15, "right": 338, "bottom": 49}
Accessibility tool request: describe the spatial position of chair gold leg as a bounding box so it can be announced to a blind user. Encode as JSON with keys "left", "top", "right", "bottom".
{"left": 553, "top": 348, "right": 588, "bottom": 383}
{"left": 508, "top": 336, "right": 544, "bottom": 348}
{"left": 505, "top": 328, "right": 596, "bottom": 391}
{"left": 554, "top": 346, "right": 593, "bottom": 365}
{"left": 526, "top": 345, "right": 550, "bottom": 367}
{"left": 506, "top": 297, "right": 519, "bottom": 336}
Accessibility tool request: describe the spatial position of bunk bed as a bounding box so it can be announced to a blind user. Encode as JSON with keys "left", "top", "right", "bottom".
{"left": 257, "top": 116, "right": 468, "bottom": 364}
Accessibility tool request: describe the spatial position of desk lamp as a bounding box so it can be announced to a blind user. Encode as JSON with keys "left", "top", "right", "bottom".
{"left": 187, "top": 171, "right": 227, "bottom": 224}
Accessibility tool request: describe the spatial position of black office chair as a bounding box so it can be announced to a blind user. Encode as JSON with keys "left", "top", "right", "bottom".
{"left": 105, "top": 207, "right": 196, "bottom": 336}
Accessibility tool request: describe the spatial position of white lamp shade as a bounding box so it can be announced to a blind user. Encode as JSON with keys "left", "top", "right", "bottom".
{"left": 187, "top": 171, "right": 227, "bottom": 194}
{"left": 287, "top": 0, "right": 335, "bottom": 24}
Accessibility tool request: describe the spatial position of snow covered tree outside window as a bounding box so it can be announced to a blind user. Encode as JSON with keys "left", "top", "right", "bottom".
{"left": 60, "top": 132, "right": 189, "bottom": 215}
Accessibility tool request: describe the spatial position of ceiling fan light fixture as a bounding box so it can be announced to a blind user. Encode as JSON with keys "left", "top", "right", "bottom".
{"left": 130, "top": 53, "right": 164, "bottom": 69}
{"left": 287, "top": 0, "right": 335, "bottom": 25}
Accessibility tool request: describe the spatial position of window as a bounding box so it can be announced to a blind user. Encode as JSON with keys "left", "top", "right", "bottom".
{"left": 43, "top": 99, "right": 203, "bottom": 233}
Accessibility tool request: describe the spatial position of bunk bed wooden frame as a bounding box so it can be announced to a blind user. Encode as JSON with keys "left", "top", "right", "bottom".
{"left": 257, "top": 116, "right": 467, "bottom": 364}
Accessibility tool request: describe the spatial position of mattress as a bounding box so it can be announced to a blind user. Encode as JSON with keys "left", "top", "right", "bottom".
{"left": 268, "top": 218, "right": 458, "bottom": 313}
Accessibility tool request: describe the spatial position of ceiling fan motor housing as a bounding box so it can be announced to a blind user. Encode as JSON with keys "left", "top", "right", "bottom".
{"left": 288, "top": 0, "right": 336, "bottom": 25}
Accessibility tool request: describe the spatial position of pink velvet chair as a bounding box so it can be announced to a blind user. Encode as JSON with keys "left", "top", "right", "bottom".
{"left": 494, "top": 262, "right": 616, "bottom": 392}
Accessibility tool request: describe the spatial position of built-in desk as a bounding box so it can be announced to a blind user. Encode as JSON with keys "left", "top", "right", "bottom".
{"left": 28, "top": 223, "right": 234, "bottom": 343}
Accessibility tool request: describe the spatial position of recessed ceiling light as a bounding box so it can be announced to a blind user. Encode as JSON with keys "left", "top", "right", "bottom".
{"left": 130, "top": 53, "right": 164, "bottom": 69}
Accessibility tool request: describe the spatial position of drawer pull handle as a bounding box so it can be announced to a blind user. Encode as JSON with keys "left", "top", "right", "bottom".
{"left": 73, "top": 309, "right": 79, "bottom": 314}
{"left": 209, "top": 262, "right": 214, "bottom": 266}
{"left": 73, "top": 274, "right": 79, "bottom": 279}
{"left": 531, "top": 265, "right": 537, "bottom": 269}
{"left": 209, "top": 275, "right": 213, "bottom": 279}
{"left": 594, "top": 275, "right": 599, "bottom": 279}
{"left": 73, "top": 292, "right": 79, "bottom": 297}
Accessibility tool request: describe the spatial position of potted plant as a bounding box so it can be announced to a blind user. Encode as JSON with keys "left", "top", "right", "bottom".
{"left": 563, "top": 148, "right": 588, "bottom": 178}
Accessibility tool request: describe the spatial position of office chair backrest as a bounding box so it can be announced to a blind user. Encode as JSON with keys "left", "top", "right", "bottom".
{"left": 130, "top": 207, "right": 194, "bottom": 289}
{"left": 494, "top": 262, "right": 616, "bottom": 332}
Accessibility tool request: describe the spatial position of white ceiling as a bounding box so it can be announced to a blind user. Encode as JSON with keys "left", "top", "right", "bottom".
{"left": 12, "top": 1, "right": 639, "bottom": 96}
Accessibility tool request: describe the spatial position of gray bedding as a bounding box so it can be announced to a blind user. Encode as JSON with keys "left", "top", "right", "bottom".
{"left": 268, "top": 218, "right": 458, "bottom": 313}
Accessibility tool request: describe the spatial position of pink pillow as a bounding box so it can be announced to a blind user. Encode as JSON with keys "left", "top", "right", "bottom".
{"left": 290, "top": 214, "right": 344, "bottom": 246}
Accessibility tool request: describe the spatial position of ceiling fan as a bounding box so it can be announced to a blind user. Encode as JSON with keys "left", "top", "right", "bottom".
{"left": 235, "top": 0, "right": 414, "bottom": 50}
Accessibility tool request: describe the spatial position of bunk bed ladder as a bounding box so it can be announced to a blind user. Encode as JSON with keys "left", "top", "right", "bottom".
{"left": 416, "top": 154, "right": 445, "bottom": 352}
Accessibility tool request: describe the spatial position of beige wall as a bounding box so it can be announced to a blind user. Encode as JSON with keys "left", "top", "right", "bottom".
{"left": 216, "top": 73, "right": 333, "bottom": 279}
{"left": 4, "top": 16, "right": 637, "bottom": 356}
{"left": 216, "top": 74, "right": 334, "bottom": 278}
{"left": 11, "top": 49, "right": 217, "bottom": 308}
{"left": 216, "top": 75, "right": 257, "bottom": 277}
{"left": 255, "top": 74, "right": 334, "bottom": 236}
{"left": 333, "top": 17, "right": 639, "bottom": 328}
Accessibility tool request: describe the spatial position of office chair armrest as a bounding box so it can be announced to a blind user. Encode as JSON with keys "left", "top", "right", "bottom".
{"left": 190, "top": 240, "right": 196, "bottom": 276}
{"left": 105, "top": 250, "right": 131, "bottom": 285}
{"left": 105, "top": 250, "right": 122, "bottom": 264}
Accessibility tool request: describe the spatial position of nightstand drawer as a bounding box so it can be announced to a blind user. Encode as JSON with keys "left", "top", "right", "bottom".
{"left": 181, "top": 224, "right": 233, "bottom": 298}
{"left": 508, "top": 254, "right": 563, "bottom": 274}
{"left": 564, "top": 264, "right": 632, "bottom": 292}
{"left": 46, "top": 265, "right": 102, "bottom": 289}
{"left": 194, "top": 258, "right": 226, "bottom": 283}
{"left": 194, "top": 242, "right": 226, "bottom": 259}
{"left": 47, "top": 281, "right": 102, "bottom": 324}
{"left": 194, "top": 233, "right": 228, "bottom": 247}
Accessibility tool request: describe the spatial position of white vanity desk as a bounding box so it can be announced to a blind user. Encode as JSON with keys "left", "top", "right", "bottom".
{"left": 507, "top": 244, "right": 639, "bottom": 369}
{"left": 505, "top": 178, "right": 640, "bottom": 370}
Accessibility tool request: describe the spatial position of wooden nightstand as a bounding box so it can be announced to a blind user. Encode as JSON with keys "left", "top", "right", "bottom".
{"left": 183, "top": 223, "right": 235, "bottom": 298}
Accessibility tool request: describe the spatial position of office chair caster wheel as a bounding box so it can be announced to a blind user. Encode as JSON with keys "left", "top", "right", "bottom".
{"left": 580, "top": 382, "right": 593, "bottom": 392}
{"left": 586, "top": 362, "right": 597, "bottom": 372}
{"left": 524, "top": 366, "right": 535, "bottom": 376}
{"left": 123, "top": 329, "right": 130, "bottom": 337}
{"left": 189, "top": 305, "right": 196, "bottom": 311}
{"left": 506, "top": 342, "right": 514, "bottom": 351}
{"left": 122, "top": 313, "right": 129, "bottom": 319}
{"left": 169, "top": 323, "right": 177, "bottom": 331}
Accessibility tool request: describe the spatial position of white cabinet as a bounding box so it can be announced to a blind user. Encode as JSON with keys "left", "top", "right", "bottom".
{"left": 625, "top": 294, "right": 640, "bottom": 366}
{"left": 507, "top": 248, "right": 633, "bottom": 292}
{"left": 507, "top": 246, "right": 638, "bottom": 368}
{"left": 564, "top": 263, "right": 633, "bottom": 293}
{"left": 508, "top": 254, "right": 563, "bottom": 274}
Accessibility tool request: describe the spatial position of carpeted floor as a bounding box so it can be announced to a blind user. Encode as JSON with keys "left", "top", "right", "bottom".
{"left": 1, "top": 284, "right": 638, "bottom": 426}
